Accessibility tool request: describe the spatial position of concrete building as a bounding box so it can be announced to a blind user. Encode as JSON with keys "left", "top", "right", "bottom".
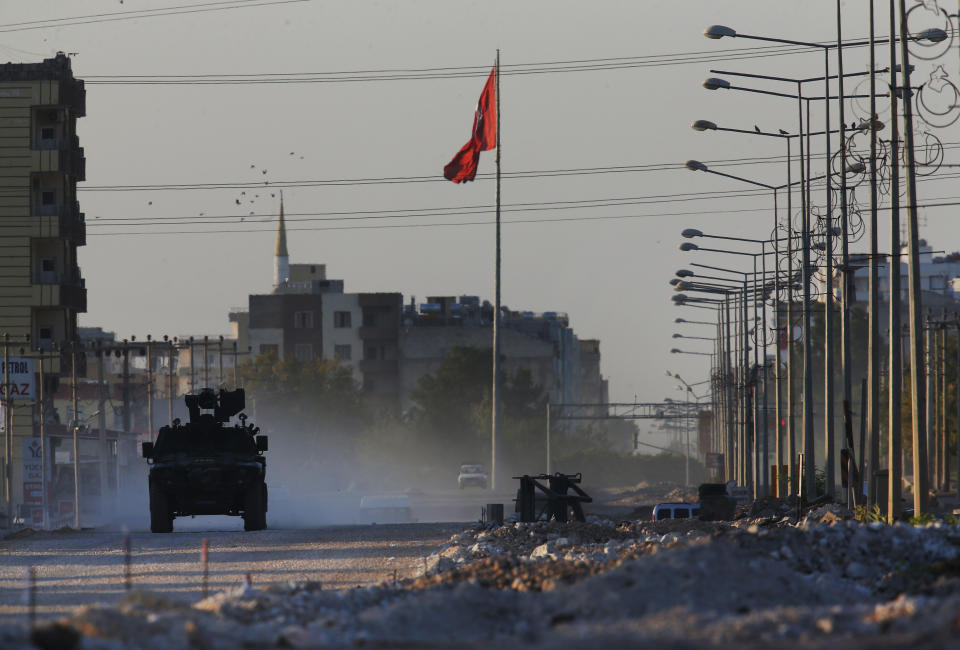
{"left": 231, "top": 202, "right": 402, "bottom": 402}
{"left": 397, "top": 296, "right": 608, "bottom": 409}
{"left": 848, "top": 240, "right": 960, "bottom": 303}
{"left": 0, "top": 53, "right": 87, "bottom": 523}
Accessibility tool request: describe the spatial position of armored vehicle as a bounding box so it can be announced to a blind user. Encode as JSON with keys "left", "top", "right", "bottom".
{"left": 141, "top": 388, "right": 268, "bottom": 533}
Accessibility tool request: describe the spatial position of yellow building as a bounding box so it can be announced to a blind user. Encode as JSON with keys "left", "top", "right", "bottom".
{"left": 0, "top": 53, "right": 86, "bottom": 523}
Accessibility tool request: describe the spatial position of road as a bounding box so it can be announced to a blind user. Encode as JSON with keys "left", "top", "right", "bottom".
{"left": 0, "top": 485, "right": 520, "bottom": 624}
{"left": 0, "top": 521, "right": 465, "bottom": 623}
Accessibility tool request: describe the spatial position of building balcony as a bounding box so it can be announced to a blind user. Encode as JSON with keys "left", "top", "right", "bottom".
{"left": 32, "top": 276, "right": 87, "bottom": 313}
{"left": 359, "top": 359, "right": 398, "bottom": 374}
{"left": 32, "top": 203, "right": 85, "bottom": 244}
{"left": 31, "top": 145, "right": 85, "bottom": 180}
{"left": 60, "top": 79, "right": 86, "bottom": 117}
{"left": 59, "top": 146, "right": 85, "bottom": 181}
{"left": 358, "top": 326, "right": 398, "bottom": 340}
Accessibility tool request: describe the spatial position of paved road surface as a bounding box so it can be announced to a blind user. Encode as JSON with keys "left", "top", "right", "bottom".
{"left": 0, "top": 521, "right": 462, "bottom": 623}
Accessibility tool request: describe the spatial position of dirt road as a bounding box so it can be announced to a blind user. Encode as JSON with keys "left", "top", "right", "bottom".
{"left": 0, "top": 521, "right": 457, "bottom": 623}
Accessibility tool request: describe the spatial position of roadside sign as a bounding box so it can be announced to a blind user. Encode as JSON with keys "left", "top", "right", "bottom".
{"left": 0, "top": 357, "right": 35, "bottom": 400}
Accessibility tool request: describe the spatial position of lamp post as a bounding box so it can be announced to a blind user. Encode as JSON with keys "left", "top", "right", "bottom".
{"left": 690, "top": 122, "right": 837, "bottom": 495}
{"left": 677, "top": 261, "right": 771, "bottom": 494}
{"left": 674, "top": 278, "right": 756, "bottom": 488}
{"left": 675, "top": 310, "right": 731, "bottom": 475}
{"left": 680, "top": 175, "right": 782, "bottom": 497}
{"left": 703, "top": 16, "right": 946, "bottom": 510}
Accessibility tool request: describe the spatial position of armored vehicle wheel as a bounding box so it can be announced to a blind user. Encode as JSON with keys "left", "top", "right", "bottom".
{"left": 243, "top": 482, "right": 267, "bottom": 531}
{"left": 149, "top": 486, "right": 173, "bottom": 533}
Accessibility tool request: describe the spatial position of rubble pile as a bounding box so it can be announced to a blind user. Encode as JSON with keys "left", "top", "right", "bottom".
{"left": 2, "top": 509, "right": 960, "bottom": 648}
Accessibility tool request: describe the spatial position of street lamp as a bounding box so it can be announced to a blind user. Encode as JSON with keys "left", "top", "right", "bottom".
{"left": 702, "top": 23, "right": 946, "bottom": 506}
{"left": 672, "top": 272, "right": 757, "bottom": 489}
{"left": 678, "top": 250, "right": 772, "bottom": 497}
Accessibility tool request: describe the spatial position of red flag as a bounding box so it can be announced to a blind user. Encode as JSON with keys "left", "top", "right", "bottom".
{"left": 444, "top": 67, "right": 497, "bottom": 183}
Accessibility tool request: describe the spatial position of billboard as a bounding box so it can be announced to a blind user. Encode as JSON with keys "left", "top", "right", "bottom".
{"left": 0, "top": 357, "right": 35, "bottom": 401}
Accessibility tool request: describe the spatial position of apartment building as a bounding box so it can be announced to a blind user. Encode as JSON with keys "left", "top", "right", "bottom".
{"left": 230, "top": 201, "right": 402, "bottom": 403}
{"left": 0, "top": 53, "right": 87, "bottom": 520}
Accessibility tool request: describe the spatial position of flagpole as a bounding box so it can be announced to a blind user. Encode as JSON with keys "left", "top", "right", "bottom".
{"left": 491, "top": 50, "right": 501, "bottom": 492}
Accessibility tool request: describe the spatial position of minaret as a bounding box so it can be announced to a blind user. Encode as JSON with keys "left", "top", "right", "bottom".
{"left": 273, "top": 194, "right": 290, "bottom": 289}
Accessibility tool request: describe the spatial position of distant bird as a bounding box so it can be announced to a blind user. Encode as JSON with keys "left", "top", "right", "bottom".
{"left": 148, "top": 201, "right": 152, "bottom": 205}
{"left": 778, "top": 129, "right": 788, "bottom": 135}
{"left": 754, "top": 125, "right": 761, "bottom": 133}
{"left": 241, "top": 191, "right": 246, "bottom": 195}
{"left": 270, "top": 193, "right": 275, "bottom": 198}
{"left": 199, "top": 212, "right": 204, "bottom": 216}
{"left": 289, "top": 152, "right": 294, "bottom": 155}
{"left": 255, "top": 194, "right": 259, "bottom": 198}
{"left": 240, "top": 217, "right": 245, "bottom": 221}
{"left": 250, "top": 164, "right": 255, "bottom": 168}
{"left": 235, "top": 199, "right": 240, "bottom": 205}
{"left": 262, "top": 169, "right": 267, "bottom": 175}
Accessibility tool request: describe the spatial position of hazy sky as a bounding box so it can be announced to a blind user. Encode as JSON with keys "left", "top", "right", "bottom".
{"left": 3, "top": 1, "right": 958, "bottom": 407}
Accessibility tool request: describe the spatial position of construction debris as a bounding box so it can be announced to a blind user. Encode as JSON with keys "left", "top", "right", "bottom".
{"left": 0, "top": 503, "right": 958, "bottom": 648}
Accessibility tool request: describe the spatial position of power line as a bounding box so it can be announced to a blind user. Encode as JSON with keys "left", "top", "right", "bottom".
{"left": 82, "top": 40, "right": 877, "bottom": 85}
{"left": 74, "top": 166, "right": 960, "bottom": 236}
{"left": 85, "top": 191, "right": 779, "bottom": 226}
{"left": 59, "top": 140, "right": 960, "bottom": 195}
{"left": 0, "top": 0, "right": 311, "bottom": 34}
{"left": 82, "top": 196, "right": 960, "bottom": 238}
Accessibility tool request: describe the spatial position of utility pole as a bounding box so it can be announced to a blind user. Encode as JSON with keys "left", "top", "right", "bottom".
{"left": 38, "top": 354, "right": 46, "bottom": 530}
{"left": 836, "top": 0, "right": 853, "bottom": 503}
{"left": 939, "top": 311, "right": 948, "bottom": 491}
{"left": 146, "top": 336, "right": 154, "bottom": 442}
{"left": 867, "top": 0, "right": 881, "bottom": 510}
{"left": 167, "top": 338, "right": 174, "bottom": 424}
{"left": 218, "top": 336, "right": 224, "bottom": 387}
{"left": 955, "top": 314, "right": 960, "bottom": 496}
{"left": 202, "top": 335, "right": 209, "bottom": 389}
{"left": 3, "top": 333, "right": 10, "bottom": 526}
{"left": 71, "top": 342, "right": 80, "bottom": 529}
{"left": 924, "top": 313, "right": 934, "bottom": 489}
{"left": 887, "top": 0, "right": 904, "bottom": 522}
{"left": 823, "top": 47, "right": 836, "bottom": 499}
{"left": 189, "top": 336, "right": 195, "bottom": 394}
{"left": 899, "top": 0, "right": 930, "bottom": 516}
{"left": 97, "top": 343, "right": 107, "bottom": 505}
{"left": 120, "top": 340, "right": 130, "bottom": 493}
{"left": 545, "top": 403, "right": 551, "bottom": 475}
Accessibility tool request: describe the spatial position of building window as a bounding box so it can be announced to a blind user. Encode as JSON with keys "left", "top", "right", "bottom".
{"left": 294, "top": 311, "right": 314, "bottom": 328}
{"left": 334, "top": 311, "right": 352, "bottom": 328}
{"left": 334, "top": 345, "right": 352, "bottom": 361}
{"left": 41, "top": 191, "right": 55, "bottom": 206}
{"left": 39, "top": 328, "right": 52, "bottom": 340}
{"left": 294, "top": 343, "right": 313, "bottom": 362}
{"left": 259, "top": 344, "right": 279, "bottom": 356}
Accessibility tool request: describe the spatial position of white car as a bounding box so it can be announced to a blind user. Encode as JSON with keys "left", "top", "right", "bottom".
{"left": 458, "top": 464, "right": 488, "bottom": 489}
{"left": 652, "top": 503, "right": 700, "bottom": 520}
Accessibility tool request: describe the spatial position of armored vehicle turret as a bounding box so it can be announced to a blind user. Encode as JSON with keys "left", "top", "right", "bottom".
{"left": 142, "top": 388, "right": 268, "bottom": 533}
